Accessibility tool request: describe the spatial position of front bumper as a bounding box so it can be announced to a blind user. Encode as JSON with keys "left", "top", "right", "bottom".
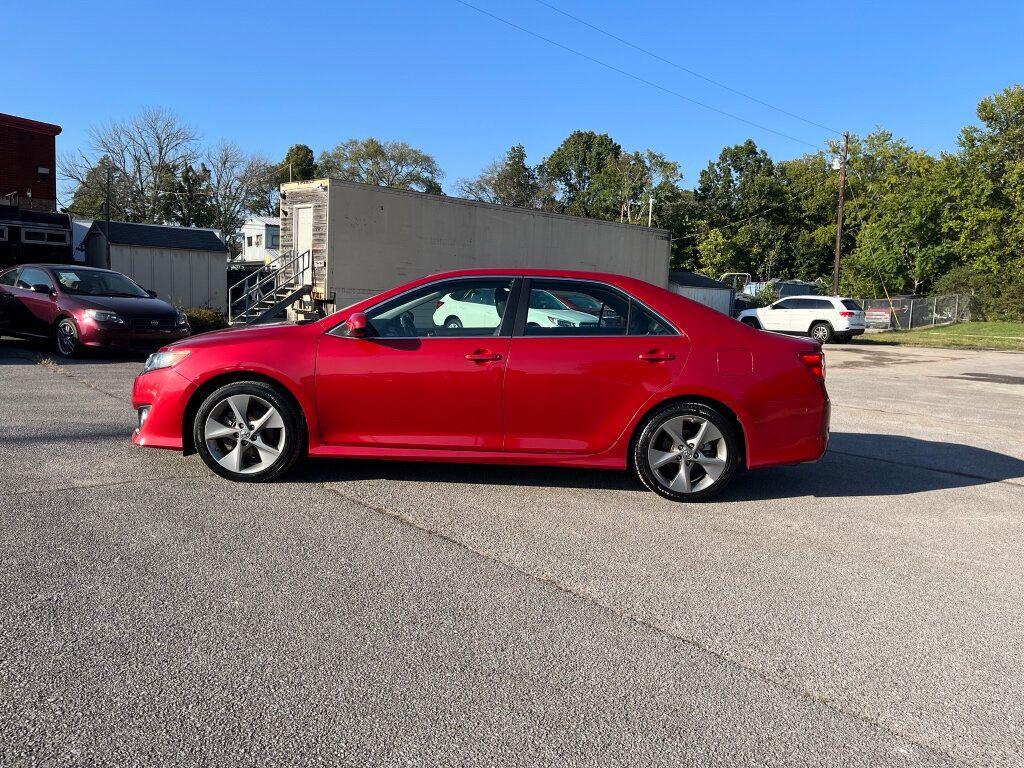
{"left": 80, "top": 320, "right": 190, "bottom": 351}
{"left": 131, "top": 366, "right": 195, "bottom": 450}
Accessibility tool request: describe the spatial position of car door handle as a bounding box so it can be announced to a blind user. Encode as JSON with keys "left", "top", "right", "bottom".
{"left": 639, "top": 350, "right": 676, "bottom": 362}
{"left": 465, "top": 350, "right": 502, "bottom": 362}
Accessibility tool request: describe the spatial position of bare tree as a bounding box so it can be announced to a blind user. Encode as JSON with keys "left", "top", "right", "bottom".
{"left": 205, "top": 142, "right": 270, "bottom": 247}
{"left": 63, "top": 107, "right": 198, "bottom": 222}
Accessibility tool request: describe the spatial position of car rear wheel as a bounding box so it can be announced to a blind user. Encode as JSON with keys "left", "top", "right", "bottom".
{"left": 55, "top": 318, "right": 80, "bottom": 358}
{"left": 809, "top": 321, "right": 833, "bottom": 344}
{"left": 444, "top": 316, "right": 463, "bottom": 329}
{"left": 633, "top": 402, "right": 740, "bottom": 502}
{"left": 741, "top": 317, "right": 761, "bottom": 329}
{"left": 194, "top": 381, "right": 304, "bottom": 482}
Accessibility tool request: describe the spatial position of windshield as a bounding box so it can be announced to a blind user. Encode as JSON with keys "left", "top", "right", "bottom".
{"left": 54, "top": 269, "right": 150, "bottom": 298}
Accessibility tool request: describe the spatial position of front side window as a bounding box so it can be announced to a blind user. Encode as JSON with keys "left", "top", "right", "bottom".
{"left": 773, "top": 299, "right": 796, "bottom": 310}
{"left": 0, "top": 268, "right": 18, "bottom": 287}
{"left": 364, "top": 278, "right": 515, "bottom": 338}
{"left": 17, "top": 267, "right": 54, "bottom": 291}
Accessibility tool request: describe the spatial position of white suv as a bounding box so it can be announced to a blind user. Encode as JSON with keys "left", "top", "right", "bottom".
{"left": 737, "top": 295, "right": 866, "bottom": 344}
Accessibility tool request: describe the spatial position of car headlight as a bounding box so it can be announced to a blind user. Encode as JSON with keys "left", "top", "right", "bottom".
{"left": 176, "top": 310, "right": 188, "bottom": 326}
{"left": 143, "top": 350, "right": 191, "bottom": 373}
{"left": 84, "top": 309, "right": 125, "bottom": 324}
{"left": 548, "top": 316, "right": 575, "bottom": 327}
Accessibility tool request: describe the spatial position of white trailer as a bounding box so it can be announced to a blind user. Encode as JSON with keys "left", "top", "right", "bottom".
{"left": 229, "top": 179, "right": 671, "bottom": 324}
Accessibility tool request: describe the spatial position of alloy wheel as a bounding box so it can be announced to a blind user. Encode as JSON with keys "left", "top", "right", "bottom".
{"left": 57, "top": 320, "right": 77, "bottom": 357}
{"left": 203, "top": 393, "right": 287, "bottom": 475}
{"left": 646, "top": 415, "right": 728, "bottom": 494}
{"left": 811, "top": 324, "right": 831, "bottom": 343}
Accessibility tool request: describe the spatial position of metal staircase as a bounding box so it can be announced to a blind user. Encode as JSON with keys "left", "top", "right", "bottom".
{"left": 228, "top": 249, "right": 315, "bottom": 326}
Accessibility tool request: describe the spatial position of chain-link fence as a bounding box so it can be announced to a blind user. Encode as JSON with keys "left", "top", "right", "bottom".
{"left": 861, "top": 294, "right": 970, "bottom": 331}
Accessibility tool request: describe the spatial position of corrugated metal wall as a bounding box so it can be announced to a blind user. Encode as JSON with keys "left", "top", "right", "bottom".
{"left": 668, "top": 284, "right": 734, "bottom": 315}
{"left": 109, "top": 245, "right": 226, "bottom": 312}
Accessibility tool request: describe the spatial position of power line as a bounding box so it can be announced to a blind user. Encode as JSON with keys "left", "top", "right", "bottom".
{"left": 451, "top": 0, "right": 824, "bottom": 151}
{"left": 531, "top": 0, "right": 842, "bottom": 136}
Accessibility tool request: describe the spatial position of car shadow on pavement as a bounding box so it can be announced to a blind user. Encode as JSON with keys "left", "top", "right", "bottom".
{"left": 0, "top": 337, "right": 148, "bottom": 365}
{"left": 299, "top": 432, "right": 1024, "bottom": 499}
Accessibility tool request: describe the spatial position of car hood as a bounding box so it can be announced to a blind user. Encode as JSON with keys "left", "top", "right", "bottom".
{"left": 166, "top": 321, "right": 302, "bottom": 349}
{"left": 73, "top": 295, "right": 178, "bottom": 316}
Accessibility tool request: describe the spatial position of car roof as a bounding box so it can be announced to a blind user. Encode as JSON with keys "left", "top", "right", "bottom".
{"left": 9, "top": 263, "right": 111, "bottom": 272}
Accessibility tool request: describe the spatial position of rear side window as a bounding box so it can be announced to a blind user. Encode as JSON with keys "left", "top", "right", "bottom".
{"left": 523, "top": 280, "right": 628, "bottom": 336}
{"left": 628, "top": 304, "right": 675, "bottom": 336}
{"left": 813, "top": 299, "right": 834, "bottom": 309}
{"left": 842, "top": 299, "right": 863, "bottom": 311}
{"left": 0, "top": 269, "right": 18, "bottom": 287}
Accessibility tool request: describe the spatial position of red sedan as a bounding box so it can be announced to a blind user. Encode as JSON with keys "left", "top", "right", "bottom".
{"left": 132, "top": 269, "right": 829, "bottom": 501}
{"left": 0, "top": 263, "right": 190, "bottom": 357}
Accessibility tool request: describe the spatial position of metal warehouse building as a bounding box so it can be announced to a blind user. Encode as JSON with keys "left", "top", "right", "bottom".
{"left": 82, "top": 221, "right": 228, "bottom": 313}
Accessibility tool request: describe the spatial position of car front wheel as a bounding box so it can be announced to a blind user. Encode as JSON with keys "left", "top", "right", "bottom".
{"left": 633, "top": 402, "right": 740, "bottom": 502}
{"left": 193, "top": 381, "right": 304, "bottom": 482}
{"left": 55, "top": 318, "right": 80, "bottom": 358}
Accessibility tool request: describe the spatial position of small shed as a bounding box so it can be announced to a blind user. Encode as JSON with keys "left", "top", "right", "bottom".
{"left": 82, "top": 221, "right": 228, "bottom": 313}
{"left": 668, "top": 271, "right": 734, "bottom": 315}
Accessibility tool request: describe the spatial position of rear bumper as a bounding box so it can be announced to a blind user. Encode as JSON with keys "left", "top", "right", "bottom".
{"left": 744, "top": 393, "right": 830, "bottom": 469}
{"left": 131, "top": 367, "right": 194, "bottom": 450}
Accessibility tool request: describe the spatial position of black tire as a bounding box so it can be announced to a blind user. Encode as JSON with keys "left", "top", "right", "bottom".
{"left": 741, "top": 317, "right": 761, "bottom": 329}
{"left": 444, "top": 316, "right": 463, "bottom": 329}
{"left": 54, "top": 317, "right": 81, "bottom": 358}
{"left": 193, "top": 381, "right": 304, "bottom": 482}
{"left": 632, "top": 402, "right": 741, "bottom": 502}
{"left": 809, "top": 321, "right": 834, "bottom": 344}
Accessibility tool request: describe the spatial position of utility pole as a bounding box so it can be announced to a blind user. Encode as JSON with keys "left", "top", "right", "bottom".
{"left": 104, "top": 165, "right": 112, "bottom": 269}
{"left": 831, "top": 131, "right": 849, "bottom": 295}
{"left": 648, "top": 194, "right": 654, "bottom": 227}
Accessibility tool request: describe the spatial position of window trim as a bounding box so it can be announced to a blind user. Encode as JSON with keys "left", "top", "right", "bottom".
{"left": 512, "top": 276, "right": 680, "bottom": 338}
{"left": 327, "top": 275, "right": 523, "bottom": 340}
{"left": 21, "top": 228, "right": 69, "bottom": 245}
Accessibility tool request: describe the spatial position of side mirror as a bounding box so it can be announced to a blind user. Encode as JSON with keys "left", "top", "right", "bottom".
{"left": 345, "top": 312, "right": 369, "bottom": 337}
{"left": 31, "top": 284, "right": 54, "bottom": 295}
{"left": 147, "top": 289, "right": 158, "bottom": 298}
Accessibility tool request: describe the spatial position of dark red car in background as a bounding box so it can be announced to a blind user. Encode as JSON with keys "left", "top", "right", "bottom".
{"left": 0, "top": 263, "right": 190, "bottom": 357}
{"left": 131, "top": 269, "right": 829, "bottom": 502}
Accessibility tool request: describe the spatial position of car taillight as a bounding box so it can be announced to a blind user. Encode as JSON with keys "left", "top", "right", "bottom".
{"left": 435, "top": 300, "right": 445, "bottom": 308}
{"left": 839, "top": 311, "right": 855, "bottom": 317}
{"left": 798, "top": 351, "right": 825, "bottom": 381}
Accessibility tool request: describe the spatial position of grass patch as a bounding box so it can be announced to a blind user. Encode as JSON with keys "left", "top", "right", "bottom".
{"left": 854, "top": 322, "right": 1024, "bottom": 351}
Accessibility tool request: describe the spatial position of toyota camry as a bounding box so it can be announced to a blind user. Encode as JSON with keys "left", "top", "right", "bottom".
{"left": 132, "top": 269, "right": 829, "bottom": 501}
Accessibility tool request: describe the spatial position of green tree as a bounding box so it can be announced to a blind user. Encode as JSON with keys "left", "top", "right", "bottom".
{"left": 280, "top": 144, "right": 318, "bottom": 184}
{"left": 458, "top": 144, "right": 542, "bottom": 207}
{"left": 317, "top": 138, "right": 443, "bottom": 193}
{"left": 541, "top": 131, "right": 622, "bottom": 216}
{"left": 696, "top": 140, "right": 788, "bottom": 279}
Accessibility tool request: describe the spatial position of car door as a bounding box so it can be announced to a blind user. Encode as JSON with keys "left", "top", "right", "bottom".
{"left": 502, "top": 278, "right": 689, "bottom": 454}
{"left": 11, "top": 266, "right": 57, "bottom": 337}
{"left": 760, "top": 299, "right": 794, "bottom": 331}
{"left": 0, "top": 267, "right": 19, "bottom": 334}
{"left": 315, "top": 277, "right": 519, "bottom": 451}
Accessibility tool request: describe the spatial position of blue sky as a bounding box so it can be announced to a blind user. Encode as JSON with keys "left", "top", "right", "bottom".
{"left": 8, "top": 0, "right": 1023, "bottom": 198}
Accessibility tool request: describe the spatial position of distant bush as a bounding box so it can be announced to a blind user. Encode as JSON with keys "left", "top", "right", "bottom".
{"left": 184, "top": 308, "right": 228, "bottom": 334}
{"left": 933, "top": 263, "right": 1024, "bottom": 321}
{"left": 747, "top": 284, "right": 779, "bottom": 308}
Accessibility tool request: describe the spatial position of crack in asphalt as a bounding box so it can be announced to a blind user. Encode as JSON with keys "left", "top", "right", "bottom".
{"left": 307, "top": 477, "right": 964, "bottom": 766}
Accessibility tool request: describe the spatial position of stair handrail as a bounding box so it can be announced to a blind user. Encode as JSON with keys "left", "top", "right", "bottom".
{"left": 228, "top": 249, "right": 312, "bottom": 324}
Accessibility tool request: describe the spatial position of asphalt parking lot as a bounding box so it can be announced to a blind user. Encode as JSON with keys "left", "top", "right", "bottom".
{"left": 1, "top": 336, "right": 1022, "bottom": 767}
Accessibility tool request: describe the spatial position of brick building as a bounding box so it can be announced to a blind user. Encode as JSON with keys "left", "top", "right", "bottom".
{"left": 0, "top": 112, "right": 62, "bottom": 212}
